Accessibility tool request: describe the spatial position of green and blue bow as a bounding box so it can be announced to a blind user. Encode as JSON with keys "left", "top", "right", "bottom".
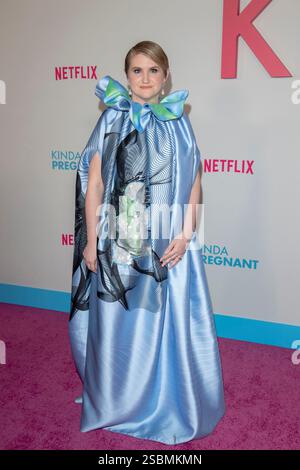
{"left": 95, "top": 75, "right": 189, "bottom": 132}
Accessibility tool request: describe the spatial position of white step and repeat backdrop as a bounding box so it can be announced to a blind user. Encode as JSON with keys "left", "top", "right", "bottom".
{"left": 0, "top": 0, "right": 299, "bottom": 347}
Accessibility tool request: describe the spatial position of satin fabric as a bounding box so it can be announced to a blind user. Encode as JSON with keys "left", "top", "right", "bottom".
{"left": 69, "top": 75, "right": 225, "bottom": 445}
{"left": 95, "top": 74, "right": 189, "bottom": 133}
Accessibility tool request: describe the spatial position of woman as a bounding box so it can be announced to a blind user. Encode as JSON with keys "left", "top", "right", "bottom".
{"left": 69, "top": 40, "right": 225, "bottom": 445}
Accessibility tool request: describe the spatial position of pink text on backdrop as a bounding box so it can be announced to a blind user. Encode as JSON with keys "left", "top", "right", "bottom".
{"left": 222, "top": 0, "right": 292, "bottom": 78}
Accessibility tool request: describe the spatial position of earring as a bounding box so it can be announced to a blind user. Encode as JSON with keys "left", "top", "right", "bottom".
{"left": 127, "top": 85, "right": 132, "bottom": 96}
{"left": 159, "top": 88, "right": 165, "bottom": 101}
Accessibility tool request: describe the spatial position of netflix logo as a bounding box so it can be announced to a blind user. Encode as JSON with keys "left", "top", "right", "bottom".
{"left": 54, "top": 65, "right": 98, "bottom": 80}
{"left": 204, "top": 159, "right": 254, "bottom": 174}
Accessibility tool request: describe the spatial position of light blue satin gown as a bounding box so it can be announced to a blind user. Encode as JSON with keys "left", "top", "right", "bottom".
{"left": 69, "top": 75, "right": 225, "bottom": 445}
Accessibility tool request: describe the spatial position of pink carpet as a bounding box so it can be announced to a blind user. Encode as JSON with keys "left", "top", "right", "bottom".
{"left": 0, "top": 302, "right": 299, "bottom": 450}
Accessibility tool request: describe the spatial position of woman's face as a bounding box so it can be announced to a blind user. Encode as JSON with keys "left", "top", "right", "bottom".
{"left": 127, "top": 53, "right": 169, "bottom": 105}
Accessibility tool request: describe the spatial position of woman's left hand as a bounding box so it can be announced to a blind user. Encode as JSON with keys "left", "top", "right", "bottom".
{"left": 160, "top": 234, "right": 190, "bottom": 269}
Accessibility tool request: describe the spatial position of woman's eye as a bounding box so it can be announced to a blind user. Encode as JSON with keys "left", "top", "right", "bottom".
{"left": 132, "top": 68, "right": 158, "bottom": 73}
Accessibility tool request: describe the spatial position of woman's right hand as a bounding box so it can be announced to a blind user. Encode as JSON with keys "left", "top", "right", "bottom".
{"left": 83, "top": 242, "right": 97, "bottom": 273}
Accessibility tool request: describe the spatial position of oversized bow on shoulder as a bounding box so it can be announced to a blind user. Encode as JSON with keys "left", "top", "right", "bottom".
{"left": 95, "top": 75, "right": 189, "bottom": 132}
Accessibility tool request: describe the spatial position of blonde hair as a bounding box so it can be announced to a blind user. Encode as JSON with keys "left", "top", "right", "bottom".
{"left": 124, "top": 40, "right": 169, "bottom": 78}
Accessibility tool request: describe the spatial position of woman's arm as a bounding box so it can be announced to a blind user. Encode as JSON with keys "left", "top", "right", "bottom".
{"left": 180, "top": 167, "right": 201, "bottom": 242}
{"left": 86, "top": 151, "right": 104, "bottom": 244}
{"left": 160, "top": 167, "right": 201, "bottom": 269}
{"left": 83, "top": 152, "right": 104, "bottom": 272}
